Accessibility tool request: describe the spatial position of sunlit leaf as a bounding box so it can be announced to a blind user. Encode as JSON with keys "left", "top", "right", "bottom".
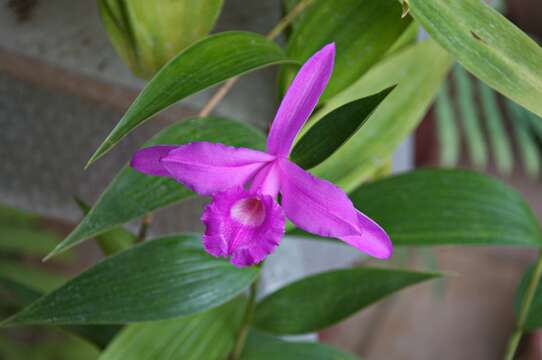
{"left": 408, "top": 0, "right": 542, "bottom": 118}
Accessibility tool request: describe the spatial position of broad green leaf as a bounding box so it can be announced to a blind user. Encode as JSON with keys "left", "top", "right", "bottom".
{"left": 47, "top": 117, "right": 265, "bottom": 259}
{"left": 279, "top": 0, "right": 411, "bottom": 101}
{"left": 408, "top": 0, "right": 542, "bottom": 118}
{"left": 311, "top": 40, "right": 452, "bottom": 191}
{"left": 290, "top": 86, "right": 395, "bottom": 170}
{"left": 515, "top": 265, "right": 542, "bottom": 330}
{"left": 100, "top": 299, "right": 245, "bottom": 360}
{"left": 0, "top": 277, "right": 120, "bottom": 349}
{"left": 478, "top": 81, "right": 513, "bottom": 175}
{"left": 435, "top": 82, "right": 460, "bottom": 167}
{"left": 3, "top": 235, "right": 258, "bottom": 326}
{"left": 452, "top": 65, "right": 487, "bottom": 168}
{"left": 74, "top": 198, "right": 135, "bottom": 256}
{"left": 254, "top": 267, "right": 438, "bottom": 334}
{"left": 349, "top": 169, "right": 542, "bottom": 246}
{"left": 88, "top": 32, "right": 290, "bottom": 165}
{"left": 99, "top": 0, "right": 223, "bottom": 79}
{"left": 240, "top": 330, "right": 359, "bottom": 360}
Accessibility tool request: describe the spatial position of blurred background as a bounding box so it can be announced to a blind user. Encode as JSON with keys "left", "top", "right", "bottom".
{"left": 0, "top": 0, "right": 542, "bottom": 359}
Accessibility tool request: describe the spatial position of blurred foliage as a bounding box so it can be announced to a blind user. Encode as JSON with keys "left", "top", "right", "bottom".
{"left": 98, "top": 0, "right": 223, "bottom": 79}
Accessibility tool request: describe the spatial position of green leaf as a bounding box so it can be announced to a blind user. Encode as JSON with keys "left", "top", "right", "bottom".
{"left": 99, "top": 0, "right": 224, "bottom": 79}
{"left": 87, "top": 31, "right": 291, "bottom": 165}
{"left": 3, "top": 234, "right": 258, "bottom": 326}
{"left": 279, "top": 0, "right": 411, "bottom": 101}
{"left": 408, "top": 0, "right": 542, "bottom": 118}
{"left": 47, "top": 117, "right": 265, "bottom": 259}
{"left": 240, "top": 330, "right": 359, "bottom": 360}
{"left": 311, "top": 40, "right": 452, "bottom": 191}
{"left": 290, "top": 86, "right": 395, "bottom": 170}
{"left": 349, "top": 169, "right": 542, "bottom": 246}
{"left": 435, "top": 81, "right": 460, "bottom": 167}
{"left": 452, "top": 65, "right": 487, "bottom": 168}
{"left": 254, "top": 267, "right": 439, "bottom": 334}
{"left": 99, "top": 299, "right": 245, "bottom": 360}
{"left": 74, "top": 198, "right": 135, "bottom": 256}
{"left": 0, "top": 277, "right": 120, "bottom": 349}
{"left": 515, "top": 265, "right": 542, "bottom": 330}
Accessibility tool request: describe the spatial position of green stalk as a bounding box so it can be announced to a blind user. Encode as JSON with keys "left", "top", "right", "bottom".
{"left": 504, "top": 250, "right": 542, "bottom": 360}
{"left": 230, "top": 280, "right": 258, "bottom": 360}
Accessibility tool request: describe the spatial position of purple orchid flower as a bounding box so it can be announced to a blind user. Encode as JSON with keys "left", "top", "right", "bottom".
{"left": 131, "top": 43, "right": 392, "bottom": 267}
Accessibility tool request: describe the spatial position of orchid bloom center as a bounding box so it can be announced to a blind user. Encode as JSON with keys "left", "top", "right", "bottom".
{"left": 230, "top": 197, "right": 266, "bottom": 226}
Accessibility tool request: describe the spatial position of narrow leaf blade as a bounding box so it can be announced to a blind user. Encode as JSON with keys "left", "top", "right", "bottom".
{"left": 350, "top": 169, "right": 542, "bottom": 246}
{"left": 47, "top": 117, "right": 265, "bottom": 259}
{"left": 280, "top": 0, "right": 411, "bottom": 101}
{"left": 99, "top": 299, "right": 245, "bottom": 360}
{"left": 254, "top": 267, "right": 439, "bottom": 334}
{"left": 87, "top": 31, "right": 290, "bottom": 165}
{"left": 290, "top": 86, "right": 395, "bottom": 170}
{"left": 4, "top": 235, "right": 258, "bottom": 326}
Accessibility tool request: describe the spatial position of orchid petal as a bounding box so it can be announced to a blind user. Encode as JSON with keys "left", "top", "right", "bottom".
{"left": 278, "top": 159, "right": 392, "bottom": 259}
{"left": 130, "top": 145, "right": 177, "bottom": 177}
{"left": 250, "top": 162, "right": 281, "bottom": 197}
{"left": 132, "top": 142, "right": 275, "bottom": 195}
{"left": 202, "top": 187, "right": 285, "bottom": 267}
{"left": 266, "top": 43, "right": 335, "bottom": 157}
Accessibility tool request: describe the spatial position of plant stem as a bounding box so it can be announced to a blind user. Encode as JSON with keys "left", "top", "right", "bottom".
{"left": 198, "top": 0, "right": 314, "bottom": 117}
{"left": 137, "top": 213, "right": 152, "bottom": 242}
{"left": 504, "top": 249, "right": 542, "bottom": 360}
{"left": 230, "top": 280, "right": 258, "bottom": 360}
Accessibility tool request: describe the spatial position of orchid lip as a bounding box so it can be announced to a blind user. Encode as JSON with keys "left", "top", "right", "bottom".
{"left": 230, "top": 197, "right": 267, "bottom": 226}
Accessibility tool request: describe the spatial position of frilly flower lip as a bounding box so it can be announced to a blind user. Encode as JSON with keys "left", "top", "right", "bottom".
{"left": 130, "top": 43, "right": 393, "bottom": 267}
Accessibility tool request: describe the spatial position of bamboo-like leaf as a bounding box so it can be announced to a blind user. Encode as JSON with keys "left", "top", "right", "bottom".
{"left": 478, "top": 81, "right": 513, "bottom": 175}
{"left": 87, "top": 32, "right": 291, "bottom": 165}
{"left": 279, "top": 0, "right": 411, "bottom": 101}
{"left": 435, "top": 81, "right": 460, "bottom": 167}
{"left": 47, "top": 117, "right": 265, "bottom": 259}
{"left": 99, "top": 299, "right": 245, "bottom": 360}
{"left": 348, "top": 169, "right": 542, "bottom": 246}
{"left": 452, "top": 65, "right": 487, "bottom": 169}
{"left": 3, "top": 235, "right": 258, "bottom": 326}
{"left": 408, "top": 0, "right": 542, "bottom": 118}
{"left": 290, "top": 86, "right": 395, "bottom": 170}
{"left": 254, "top": 268, "right": 439, "bottom": 334}
{"left": 310, "top": 40, "right": 452, "bottom": 191}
